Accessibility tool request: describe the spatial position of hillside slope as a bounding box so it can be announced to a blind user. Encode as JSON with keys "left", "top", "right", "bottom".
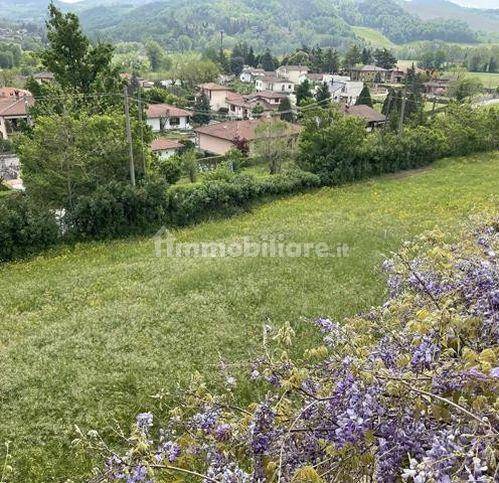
{"left": 402, "top": 0, "right": 499, "bottom": 34}
{"left": 0, "top": 152, "right": 498, "bottom": 480}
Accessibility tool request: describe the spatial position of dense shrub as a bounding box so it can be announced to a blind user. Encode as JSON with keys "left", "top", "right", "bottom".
{"left": 65, "top": 180, "right": 169, "bottom": 239}
{"left": 83, "top": 212, "right": 499, "bottom": 481}
{"left": 0, "top": 193, "right": 59, "bottom": 262}
{"left": 298, "top": 103, "right": 498, "bottom": 184}
{"left": 151, "top": 156, "right": 182, "bottom": 184}
{"left": 64, "top": 170, "right": 321, "bottom": 238}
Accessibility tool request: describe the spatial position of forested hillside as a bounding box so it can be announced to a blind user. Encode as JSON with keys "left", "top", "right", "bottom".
{"left": 76, "top": 0, "right": 480, "bottom": 52}
{"left": 402, "top": 0, "right": 499, "bottom": 34}
{"left": 1, "top": 0, "right": 486, "bottom": 53}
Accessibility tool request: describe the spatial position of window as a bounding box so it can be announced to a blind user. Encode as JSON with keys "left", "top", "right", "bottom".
{"left": 170, "top": 117, "right": 180, "bottom": 126}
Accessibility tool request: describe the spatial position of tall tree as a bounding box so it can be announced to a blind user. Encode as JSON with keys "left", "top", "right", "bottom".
{"left": 145, "top": 40, "right": 166, "bottom": 72}
{"left": 361, "top": 47, "right": 373, "bottom": 65}
{"left": 373, "top": 48, "right": 397, "bottom": 69}
{"left": 355, "top": 85, "right": 373, "bottom": 107}
{"left": 42, "top": 4, "right": 120, "bottom": 94}
{"left": 323, "top": 48, "right": 340, "bottom": 73}
{"left": 344, "top": 45, "right": 361, "bottom": 68}
{"left": 278, "top": 96, "right": 294, "bottom": 122}
{"left": 260, "top": 49, "right": 275, "bottom": 71}
{"left": 192, "top": 93, "right": 211, "bottom": 125}
{"left": 230, "top": 55, "right": 244, "bottom": 76}
{"left": 295, "top": 79, "right": 313, "bottom": 106}
{"left": 315, "top": 82, "right": 331, "bottom": 105}
{"left": 246, "top": 47, "right": 257, "bottom": 67}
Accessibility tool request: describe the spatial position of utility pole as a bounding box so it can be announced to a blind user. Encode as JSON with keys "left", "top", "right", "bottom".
{"left": 137, "top": 88, "right": 146, "bottom": 179}
{"left": 123, "top": 85, "right": 136, "bottom": 186}
{"left": 398, "top": 84, "right": 407, "bottom": 137}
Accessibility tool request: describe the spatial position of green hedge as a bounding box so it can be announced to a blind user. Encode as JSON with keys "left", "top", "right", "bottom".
{"left": 0, "top": 193, "right": 59, "bottom": 262}
{"left": 64, "top": 170, "right": 321, "bottom": 239}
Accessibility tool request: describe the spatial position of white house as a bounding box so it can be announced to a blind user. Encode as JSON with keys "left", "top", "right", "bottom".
{"left": 329, "top": 81, "right": 364, "bottom": 106}
{"left": 151, "top": 138, "right": 184, "bottom": 159}
{"left": 240, "top": 67, "right": 266, "bottom": 83}
{"left": 276, "top": 65, "right": 309, "bottom": 84}
{"left": 146, "top": 104, "right": 192, "bottom": 132}
{"left": 255, "top": 75, "right": 294, "bottom": 94}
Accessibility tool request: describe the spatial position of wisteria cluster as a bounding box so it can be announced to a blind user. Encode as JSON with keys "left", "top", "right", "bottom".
{"left": 85, "top": 213, "right": 498, "bottom": 482}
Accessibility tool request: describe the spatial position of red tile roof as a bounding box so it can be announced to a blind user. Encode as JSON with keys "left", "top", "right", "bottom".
{"left": 195, "top": 119, "right": 301, "bottom": 142}
{"left": 199, "top": 83, "right": 230, "bottom": 91}
{"left": 146, "top": 103, "right": 192, "bottom": 119}
{"left": 0, "top": 87, "right": 31, "bottom": 98}
{"left": 0, "top": 96, "right": 34, "bottom": 117}
{"left": 151, "top": 138, "right": 184, "bottom": 151}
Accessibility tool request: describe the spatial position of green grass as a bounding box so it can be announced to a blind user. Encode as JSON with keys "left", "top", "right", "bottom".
{"left": 467, "top": 71, "right": 499, "bottom": 89}
{"left": 352, "top": 26, "right": 395, "bottom": 49}
{"left": 0, "top": 152, "right": 498, "bottom": 480}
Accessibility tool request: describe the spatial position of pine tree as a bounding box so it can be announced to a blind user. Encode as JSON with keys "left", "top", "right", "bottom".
{"left": 355, "top": 85, "right": 373, "bottom": 107}
{"left": 260, "top": 49, "right": 275, "bottom": 71}
{"left": 295, "top": 79, "right": 312, "bottom": 106}
{"left": 246, "top": 47, "right": 256, "bottom": 67}
{"left": 315, "top": 82, "right": 331, "bottom": 105}
{"left": 361, "top": 47, "right": 372, "bottom": 65}
{"left": 323, "top": 48, "right": 339, "bottom": 73}
{"left": 373, "top": 48, "right": 397, "bottom": 69}
{"left": 344, "top": 45, "right": 361, "bottom": 68}
{"left": 278, "top": 96, "right": 294, "bottom": 122}
{"left": 192, "top": 93, "right": 211, "bottom": 125}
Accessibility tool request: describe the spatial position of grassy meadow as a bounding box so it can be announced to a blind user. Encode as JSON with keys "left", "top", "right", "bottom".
{"left": 0, "top": 152, "right": 498, "bottom": 480}
{"left": 352, "top": 26, "right": 395, "bottom": 49}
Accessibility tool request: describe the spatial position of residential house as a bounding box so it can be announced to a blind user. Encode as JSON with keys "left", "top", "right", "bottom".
{"left": 342, "top": 104, "right": 386, "bottom": 131}
{"left": 150, "top": 138, "right": 184, "bottom": 159}
{"left": 239, "top": 67, "right": 266, "bottom": 83}
{"left": 226, "top": 91, "right": 288, "bottom": 119}
{"left": 198, "top": 83, "right": 235, "bottom": 111}
{"left": 146, "top": 104, "right": 192, "bottom": 132}
{"left": 0, "top": 95, "right": 33, "bottom": 140}
{"left": 423, "top": 79, "right": 449, "bottom": 96}
{"left": 389, "top": 68, "right": 405, "bottom": 84}
{"left": 276, "top": 65, "right": 309, "bottom": 84}
{"left": 299, "top": 73, "right": 333, "bottom": 85}
{"left": 329, "top": 81, "right": 364, "bottom": 105}
{"left": 195, "top": 118, "right": 301, "bottom": 155}
{"left": 255, "top": 75, "right": 294, "bottom": 94}
{"left": 350, "top": 65, "right": 389, "bottom": 83}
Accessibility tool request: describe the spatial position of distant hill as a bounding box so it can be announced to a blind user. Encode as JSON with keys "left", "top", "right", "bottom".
{"left": 0, "top": 0, "right": 492, "bottom": 53}
{"left": 402, "top": 0, "right": 499, "bottom": 34}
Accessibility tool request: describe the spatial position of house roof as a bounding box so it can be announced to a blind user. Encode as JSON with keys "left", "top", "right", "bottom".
{"left": 260, "top": 75, "right": 292, "bottom": 84}
{"left": 199, "top": 82, "right": 230, "bottom": 91}
{"left": 226, "top": 91, "right": 245, "bottom": 103}
{"left": 307, "top": 73, "right": 326, "bottom": 82}
{"left": 278, "top": 65, "right": 309, "bottom": 72}
{"left": 0, "top": 96, "right": 34, "bottom": 117}
{"left": 146, "top": 103, "right": 192, "bottom": 119}
{"left": 0, "top": 87, "right": 31, "bottom": 98}
{"left": 343, "top": 105, "right": 387, "bottom": 123}
{"left": 151, "top": 138, "right": 184, "bottom": 151}
{"left": 195, "top": 119, "right": 301, "bottom": 142}
{"left": 247, "top": 90, "right": 287, "bottom": 100}
{"left": 352, "top": 65, "right": 388, "bottom": 72}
